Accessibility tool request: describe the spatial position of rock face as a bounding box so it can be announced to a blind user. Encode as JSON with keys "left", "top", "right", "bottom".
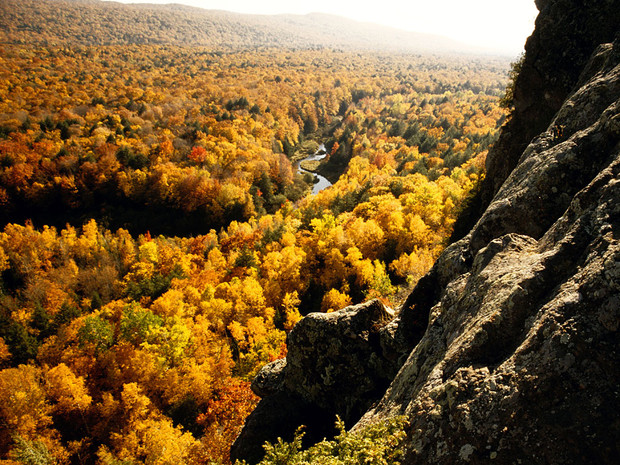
{"left": 232, "top": 1, "right": 620, "bottom": 463}
{"left": 453, "top": 0, "right": 620, "bottom": 240}
{"left": 360, "top": 34, "right": 620, "bottom": 465}
{"left": 231, "top": 299, "right": 398, "bottom": 463}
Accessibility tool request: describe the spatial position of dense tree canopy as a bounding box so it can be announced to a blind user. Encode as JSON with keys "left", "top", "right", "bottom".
{"left": 0, "top": 33, "right": 508, "bottom": 463}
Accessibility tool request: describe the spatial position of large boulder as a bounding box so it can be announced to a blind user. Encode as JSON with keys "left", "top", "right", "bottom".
{"left": 231, "top": 299, "right": 398, "bottom": 463}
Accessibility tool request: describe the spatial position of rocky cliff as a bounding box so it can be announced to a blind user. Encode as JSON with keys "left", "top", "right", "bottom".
{"left": 232, "top": 1, "right": 620, "bottom": 463}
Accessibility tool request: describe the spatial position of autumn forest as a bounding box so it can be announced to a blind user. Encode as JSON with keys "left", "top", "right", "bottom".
{"left": 0, "top": 1, "right": 512, "bottom": 463}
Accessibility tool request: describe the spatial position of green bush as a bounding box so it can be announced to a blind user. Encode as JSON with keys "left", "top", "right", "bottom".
{"left": 499, "top": 53, "right": 524, "bottom": 111}
{"left": 238, "top": 416, "right": 408, "bottom": 465}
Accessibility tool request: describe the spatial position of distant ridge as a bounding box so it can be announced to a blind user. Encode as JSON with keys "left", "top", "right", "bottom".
{"left": 0, "top": 0, "right": 478, "bottom": 54}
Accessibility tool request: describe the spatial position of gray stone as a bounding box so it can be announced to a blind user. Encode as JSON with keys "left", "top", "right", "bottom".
{"left": 230, "top": 392, "right": 333, "bottom": 465}
{"left": 284, "top": 298, "right": 396, "bottom": 417}
{"left": 231, "top": 299, "right": 398, "bottom": 463}
{"left": 251, "top": 358, "right": 286, "bottom": 398}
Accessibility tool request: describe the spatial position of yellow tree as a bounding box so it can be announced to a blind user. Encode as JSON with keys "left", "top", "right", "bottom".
{"left": 44, "top": 363, "right": 92, "bottom": 415}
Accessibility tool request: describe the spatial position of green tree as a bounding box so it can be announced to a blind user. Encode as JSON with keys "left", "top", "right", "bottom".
{"left": 78, "top": 315, "right": 114, "bottom": 353}
{"left": 499, "top": 53, "right": 524, "bottom": 111}
{"left": 10, "top": 436, "right": 54, "bottom": 465}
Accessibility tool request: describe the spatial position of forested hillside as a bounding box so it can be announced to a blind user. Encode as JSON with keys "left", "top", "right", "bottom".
{"left": 0, "top": 0, "right": 469, "bottom": 53}
{"left": 0, "top": 1, "right": 511, "bottom": 463}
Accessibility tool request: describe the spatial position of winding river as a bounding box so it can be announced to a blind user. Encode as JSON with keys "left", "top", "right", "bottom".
{"left": 296, "top": 144, "right": 332, "bottom": 195}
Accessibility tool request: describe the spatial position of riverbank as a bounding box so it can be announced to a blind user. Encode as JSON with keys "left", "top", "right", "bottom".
{"left": 295, "top": 143, "right": 332, "bottom": 195}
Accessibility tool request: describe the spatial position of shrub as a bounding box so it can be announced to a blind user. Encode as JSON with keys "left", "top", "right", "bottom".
{"left": 499, "top": 53, "right": 524, "bottom": 111}
{"left": 238, "top": 416, "right": 408, "bottom": 465}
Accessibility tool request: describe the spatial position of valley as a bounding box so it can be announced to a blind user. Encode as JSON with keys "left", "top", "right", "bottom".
{"left": 0, "top": 1, "right": 523, "bottom": 464}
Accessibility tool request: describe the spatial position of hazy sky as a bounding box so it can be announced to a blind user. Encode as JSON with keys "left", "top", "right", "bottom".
{"left": 107, "top": 0, "right": 538, "bottom": 55}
